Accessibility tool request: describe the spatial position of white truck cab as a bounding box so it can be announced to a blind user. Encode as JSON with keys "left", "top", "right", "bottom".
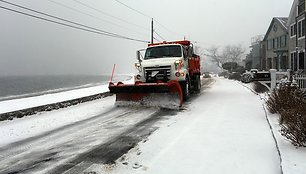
{"left": 135, "top": 43, "right": 189, "bottom": 83}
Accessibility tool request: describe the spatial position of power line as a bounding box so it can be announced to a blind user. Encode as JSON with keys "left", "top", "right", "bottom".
{"left": 0, "top": 6, "right": 148, "bottom": 43}
{"left": 153, "top": 19, "right": 182, "bottom": 39}
{"left": 113, "top": 0, "right": 183, "bottom": 39}
{"left": 113, "top": 0, "right": 151, "bottom": 19}
{"left": 154, "top": 30, "right": 166, "bottom": 41}
{"left": 71, "top": 0, "right": 149, "bottom": 31}
{"left": 0, "top": 0, "right": 121, "bottom": 38}
{"left": 47, "top": 0, "right": 148, "bottom": 37}
{"left": 153, "top": 36, "right": 161, "bottom": 42}
{"left": 0, "top": 0, "right": 149, "bottom": 43}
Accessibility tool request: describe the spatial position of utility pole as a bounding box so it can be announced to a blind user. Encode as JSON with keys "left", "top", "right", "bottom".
{"left": 151, "top": 18, "right": 154, "bottom": 44}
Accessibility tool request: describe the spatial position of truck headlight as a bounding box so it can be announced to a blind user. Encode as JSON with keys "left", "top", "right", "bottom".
{"left": 175, "top": 60, "right": 184, "bottom": 69}
{"left": 135, "top": 63, "right": 142, "bottom": 71}
{"left": 175, "top": 60, "right": 182, "bottom": 65}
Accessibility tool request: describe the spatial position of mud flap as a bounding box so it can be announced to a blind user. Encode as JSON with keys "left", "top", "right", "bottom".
{"left": 109, "top": 80, "right": 183, "bottom": 110}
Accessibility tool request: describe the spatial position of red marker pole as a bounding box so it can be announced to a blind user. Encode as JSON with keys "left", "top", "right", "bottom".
{"left": 109, "top": 64, "right": 116, "bottom": 83}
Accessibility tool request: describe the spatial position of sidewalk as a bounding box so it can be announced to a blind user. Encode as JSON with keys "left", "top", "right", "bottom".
{"left": 89, "top": 78, "right": 282, "bottom": 174}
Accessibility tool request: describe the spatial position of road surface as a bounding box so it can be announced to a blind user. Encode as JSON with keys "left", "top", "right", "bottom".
{"left": 0, "top": 78, "right": 281, "bottom": 174}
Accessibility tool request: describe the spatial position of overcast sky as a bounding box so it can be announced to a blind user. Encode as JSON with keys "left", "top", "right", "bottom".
{"left": 0, "top": 0, "right": 293, "bottom": 76}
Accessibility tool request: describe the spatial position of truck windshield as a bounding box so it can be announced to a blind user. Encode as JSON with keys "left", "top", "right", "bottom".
{"left": 144, "top": 45, "right": 182, "bottom": 59}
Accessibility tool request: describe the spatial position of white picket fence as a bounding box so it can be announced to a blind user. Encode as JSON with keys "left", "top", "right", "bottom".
{"left": 275, "top": 72, "right": 289, "bottom": 82}
{"left": 294, "top": 75, "right": 306, "bottom": 90}
{"left": 252, "top": 69, "right": 306, "bottom": 91}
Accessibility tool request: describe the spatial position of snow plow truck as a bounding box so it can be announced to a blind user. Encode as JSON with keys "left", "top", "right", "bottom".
{"left": 109, "top": 40, "right": 201, "bottom": 109}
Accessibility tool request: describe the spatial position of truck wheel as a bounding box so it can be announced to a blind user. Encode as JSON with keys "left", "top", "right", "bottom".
{"left": 194, "top": 75, "right": 201, "bottom": 93}
{"left": 181, "top": 80, "right": 190, "bottom": 101}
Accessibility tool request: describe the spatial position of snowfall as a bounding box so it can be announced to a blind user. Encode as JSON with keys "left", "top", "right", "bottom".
{"left": 0, "top": 77, "right": 305, "bottom": 174}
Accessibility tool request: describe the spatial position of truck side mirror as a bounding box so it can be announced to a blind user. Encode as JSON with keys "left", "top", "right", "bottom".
{"left": 136, "top": 49, "right": 146, "bottom": 62}
{"left": 137, "top": 51, "right": 142, "bottom": 62}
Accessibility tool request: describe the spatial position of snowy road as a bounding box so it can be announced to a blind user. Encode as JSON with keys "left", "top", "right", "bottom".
{"left": 88, "top": 78, "right": 281, "bottom": 174}
{"left": 0, "top": 105, "right": 178, "bottom": 174}
{"left": 0, "top": 78, "right": 282, "bottom": 174}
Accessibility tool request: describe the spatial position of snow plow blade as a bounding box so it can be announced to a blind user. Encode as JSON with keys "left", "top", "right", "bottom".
{"left": 109, "top": 80, "right": 183, "bottom": 109}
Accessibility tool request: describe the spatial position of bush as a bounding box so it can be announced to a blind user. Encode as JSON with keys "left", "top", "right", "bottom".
{"left": 241, "top": 72, "right": 253, "bottom": 83}
{"left": 252, "top": 82, "right": 269, "bottom": 93}
{"left": 228, "top": 72, "right": 241, "bottom": 80}
{"left": 266, "top": 84, "right": 306, "bottom": 147}
{"left": 280, "top": 106, "right": 306, "bottom": 147}
{"left": 219, "top": 71, "right": 230, "bottom": 78}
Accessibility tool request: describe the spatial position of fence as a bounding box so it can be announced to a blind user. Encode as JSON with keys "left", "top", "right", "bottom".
{"left": 253, "top": 69, "right": 306, "bottom": 91}
{"left": 252, "top": 69, "right": 290, "bottom": 92}
{"left": 294, "top": 75, "right": 306, "bottom": 89}
{"left": 275, "top": 72, "right": 289, "bottom": 82}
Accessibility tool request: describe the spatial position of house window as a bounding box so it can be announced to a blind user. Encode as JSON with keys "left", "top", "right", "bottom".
{"left": 298, "top": 18, "right": 305, "bottom": 38}
{"left": 291, "top": 52, "right": 298, "bottom": 71}
{"left": 272, "top": 39, "right": 275, "bottom": 49}
{"left": 280, "top": 56, "right": 288, "bottom": 70}
{"left": 267, "top": 40, "right": 273, "bottom": 50}
{"left": 298, "top": 1, "right": 305, "bottom": 15}
{"left": 290, "top": 24, "right": 297, "bottom": 37}
{"left": 303, "top": 20, "right": 305, "bottom": 37}
{"left": 276, "top": 37, "right": 280, "bottom": 48}
{"left": 280, "top": 35, "right": 287, "bottom": 47}
{"left": 299, "top": 52, "right": 305, "bottom": 69}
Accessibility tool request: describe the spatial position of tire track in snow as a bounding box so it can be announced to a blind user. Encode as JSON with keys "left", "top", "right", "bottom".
{"left": 0, "top": 107, "right": 167, "bottom": 174}
{"left": 52, "top": 109, "right": 177, "bottom": 174}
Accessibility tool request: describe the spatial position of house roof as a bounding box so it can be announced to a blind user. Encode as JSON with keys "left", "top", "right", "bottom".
{"left": 276, "top": 17, "right": 288, "bottom": 29}
{"left": 288, "top": 0, "right": 299, "bottom": 25}
{"left": 263, "top": 17, "right": 289, "bottom": 41}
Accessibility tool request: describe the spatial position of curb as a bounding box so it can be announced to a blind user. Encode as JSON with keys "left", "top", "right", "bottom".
{"left": 0, "top": 92, "right": 113, "bottom": 122}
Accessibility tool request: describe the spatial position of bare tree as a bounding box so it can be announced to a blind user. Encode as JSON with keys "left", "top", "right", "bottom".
{"left": 222, "top": 44, "right": 245, "bottom": 63}
{"left": 204, "top": 46, "right": 227, "bottom": 70}
{"left": 222, "top": 44, "right": 245, "bottom": 72}
{"left": 196, "top": 44, "right": 245, "bottom": 71}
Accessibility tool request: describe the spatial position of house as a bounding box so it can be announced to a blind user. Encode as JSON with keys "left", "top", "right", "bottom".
{"left": 249, "top": 35, "right": 264, "bottom": 70}
{"left": 262, "top": 17, "right": 289, "bottom": 71}
{"left": 244, "top": 53, "right": 252, "bottom": 71}
{"left": 288, "top": 0, "right": 306, "bottom": 72}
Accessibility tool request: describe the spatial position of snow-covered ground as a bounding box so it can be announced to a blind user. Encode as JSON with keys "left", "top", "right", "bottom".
{"left": 0, "top": 96, "right": 116, "bottom": 147}
{"left": 84, "top": 78, "right": 283, "bottom": 174}
{"left": 241, "top": 82, "right": 306, "bottom": 174}
{"left": 0, "top": 77, "right": 305, "bottom": 174}
{"left": 0, "top": 75, "right": 133, "bottom": 114}
{"left": 268, "top": 113, "right": 306, "bottom": 174}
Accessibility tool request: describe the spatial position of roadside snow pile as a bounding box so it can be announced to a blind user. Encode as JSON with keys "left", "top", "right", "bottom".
{"left": 0, "top": 95, "right": 116, "bottom": 147}
{"left": 267, "top": 112, "right": 306, "bottom": 174}
{"left": 0, "top": 75, "right": 133, "bottom": 114}
{"left": 0, "top": 84, "right": 108, "bottom": 115}
{"left": 246, "top": 82, "right": 306, "bottom": 174}
{"left": 241, "top": 72, "right": 253, "bottom": 83}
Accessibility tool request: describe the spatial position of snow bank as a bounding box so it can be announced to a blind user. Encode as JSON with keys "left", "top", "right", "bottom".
{"left": 266, "top": 109, "right": 306, "bottom": 174}
{"left": 0, "top": 75, "right": 134, "bottom": 114}
{"left": 0, "top": 96, "right": 116, "bottom": 147}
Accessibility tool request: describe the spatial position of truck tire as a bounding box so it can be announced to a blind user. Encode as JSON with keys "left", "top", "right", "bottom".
{"left": 194, "top": 75, "right": 201, "bottom": 93}
{"left": 181, "top": 79, "right": 190, "bottom": 101}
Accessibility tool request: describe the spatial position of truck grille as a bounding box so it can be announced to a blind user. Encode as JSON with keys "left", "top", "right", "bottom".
{"left": 144, "top": 66, "right": 171, "bottom": 82}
